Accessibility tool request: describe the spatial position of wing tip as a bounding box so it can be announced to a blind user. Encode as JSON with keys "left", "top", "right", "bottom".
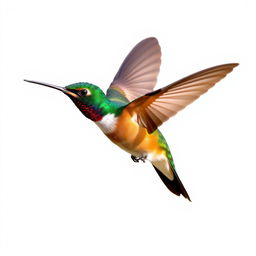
{"left": 224, "top": 62, "right": 239, "bottom": 69}
{"left": 142, "top": 37, "right": 159, "bottom": 43}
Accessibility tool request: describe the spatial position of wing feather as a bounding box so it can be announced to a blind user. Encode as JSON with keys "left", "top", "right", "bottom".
{"left": 127, "top": 63, "right": 238, "bottom": 133}
{"left": 107, "top": 38, "right": 161, "bottom": 103}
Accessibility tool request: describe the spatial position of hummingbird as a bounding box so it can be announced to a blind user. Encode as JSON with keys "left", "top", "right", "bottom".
{"left": 25, "top": 38, "right": 238, "bottom": 201}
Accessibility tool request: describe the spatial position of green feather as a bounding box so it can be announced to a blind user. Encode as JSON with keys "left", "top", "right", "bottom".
{"left": 66, "top": 82, "right": 124, "bottom": 117}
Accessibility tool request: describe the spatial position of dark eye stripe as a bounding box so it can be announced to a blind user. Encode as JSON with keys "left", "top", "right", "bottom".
{"left": 68, "top": 89, "right": 77, "bottom": 93}
{"left": 68, "top": 88, "right": 88, "bottom": 96}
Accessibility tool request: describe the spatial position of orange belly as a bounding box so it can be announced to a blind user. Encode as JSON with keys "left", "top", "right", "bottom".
{"left": 100, "top": 109, "right": 174, "bottom": 180}
{"left": 105, "top": 109, "right": 163, "bottom": 157}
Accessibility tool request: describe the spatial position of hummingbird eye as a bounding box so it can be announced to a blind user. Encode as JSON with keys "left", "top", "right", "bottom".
{"left": 78, "top": 89, "right": 89, "bottom": 97}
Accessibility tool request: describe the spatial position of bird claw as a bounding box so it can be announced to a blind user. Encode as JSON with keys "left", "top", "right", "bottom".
{"left": 131, "top": 155, "right": 139, "bottom": 162}
{"left": 131, "top": 155, "right": 146, "bottom": 163}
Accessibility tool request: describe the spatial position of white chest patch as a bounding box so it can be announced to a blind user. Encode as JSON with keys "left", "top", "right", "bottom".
{"left": 96, "top": 114, "right": 117, "bottom": 134}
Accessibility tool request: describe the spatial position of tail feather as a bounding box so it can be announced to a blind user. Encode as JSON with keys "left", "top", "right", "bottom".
{"left": 153, "top": 165, "right": 191, "bottom": 201}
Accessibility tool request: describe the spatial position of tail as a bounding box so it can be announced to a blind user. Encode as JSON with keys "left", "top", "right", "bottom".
{"left": 152, "top": 164, "right": 191, "bottom": 201}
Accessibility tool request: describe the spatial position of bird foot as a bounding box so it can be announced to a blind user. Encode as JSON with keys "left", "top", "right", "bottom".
{"left": 131, "top": 155, "right": 147, "bottom": 163}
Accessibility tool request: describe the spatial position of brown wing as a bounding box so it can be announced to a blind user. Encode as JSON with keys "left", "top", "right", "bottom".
{"left": 127, "top": 63, "right": 239, "bottom": 133}
{"left": 106, "top": 37, "right": 161, "bottom": 103}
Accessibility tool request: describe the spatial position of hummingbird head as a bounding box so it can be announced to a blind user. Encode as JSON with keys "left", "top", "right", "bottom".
{"left": 24, "top": 80, "right": 119, "bottom": 121}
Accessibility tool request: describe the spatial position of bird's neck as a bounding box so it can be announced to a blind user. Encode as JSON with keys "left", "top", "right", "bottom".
{"left": 71, "top": 97, "right": 122, "bottom": 122}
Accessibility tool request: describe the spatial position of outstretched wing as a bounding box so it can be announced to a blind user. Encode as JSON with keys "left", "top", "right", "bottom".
{"left": 106, "top": 37, "right": 161, "bottom": 104}
{"left": 126, "top": 63, "right": 239, "bottom": 133}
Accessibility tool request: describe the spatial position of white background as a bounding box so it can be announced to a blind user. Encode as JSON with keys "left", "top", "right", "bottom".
{"left": 1, "top": 0, "right": 255, "bottom": 255}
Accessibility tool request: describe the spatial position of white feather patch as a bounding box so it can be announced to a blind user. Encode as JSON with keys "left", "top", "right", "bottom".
{"left": 147, "top": 152, "right": 174, "bottom": 180}
{"left": 96, "top": 114, "right": 117, "bottom": 134}
{"left": 147, "top": 152, "right": 166, "bottom": 162}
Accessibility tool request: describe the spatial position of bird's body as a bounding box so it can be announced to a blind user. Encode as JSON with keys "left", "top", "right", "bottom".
{"left": 97, "top": 110, "right": 175, "bottom": 181}
{"left": 25, "top": 38, "right": 238, "bottom": 201}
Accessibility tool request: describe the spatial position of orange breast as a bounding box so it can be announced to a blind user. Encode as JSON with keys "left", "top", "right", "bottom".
{"left": 105, "top": 109, "right": 164, "bottom": 156}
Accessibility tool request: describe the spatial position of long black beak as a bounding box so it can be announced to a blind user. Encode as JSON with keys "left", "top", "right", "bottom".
{"left": 24, "top": 79, "right": 78, "bottom": 98}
